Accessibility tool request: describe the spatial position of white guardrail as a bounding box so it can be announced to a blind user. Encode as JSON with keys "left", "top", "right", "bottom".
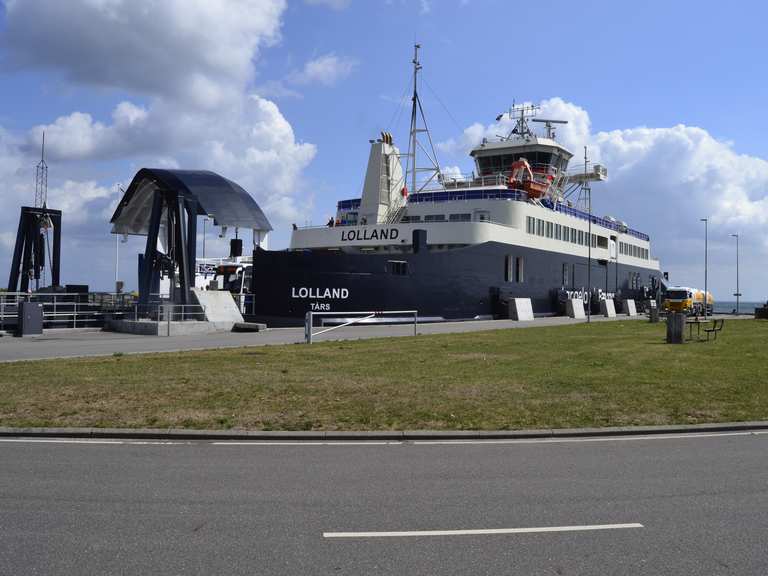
{"left": 304, "top": 310, "right": 418, "bottom": 344}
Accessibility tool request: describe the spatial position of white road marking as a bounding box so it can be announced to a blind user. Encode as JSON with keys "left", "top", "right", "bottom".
{"left": 0, "top": 430, "right": 764, "bottom": 447}
{"left": 412, "top": 430, "right": 768, "bottom": 445}
{"left": 211, "top": 441, "right": 401, "bottom": 446}
{"left": 0, "top": 438, "right": 190, "bottom": 445}
{"left": 323, "top": 523, "right": 644, "bottom": 539}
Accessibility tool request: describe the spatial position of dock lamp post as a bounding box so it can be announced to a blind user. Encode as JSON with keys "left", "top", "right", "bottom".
{"left": 731, "top": 233, "right": 740, "bottom": 314}
{"left": 701, "top": 218, "right": 708, "bottom": 318}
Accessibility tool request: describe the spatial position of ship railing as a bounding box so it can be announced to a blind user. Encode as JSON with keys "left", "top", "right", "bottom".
{"left": 304, "top": 309, "right": 418, "bottom": 343}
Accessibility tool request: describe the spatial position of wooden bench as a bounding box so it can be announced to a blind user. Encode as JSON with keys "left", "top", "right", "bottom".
{"left": 703, "top": 319, "right": 725, "bottom": 341}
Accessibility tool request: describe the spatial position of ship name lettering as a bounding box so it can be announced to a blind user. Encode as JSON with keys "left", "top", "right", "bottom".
{"left": 291, "top": 287, "right": 350, "bottom": 299}
{"left": 341, "top": 228, "right": 399, "bottom": 242}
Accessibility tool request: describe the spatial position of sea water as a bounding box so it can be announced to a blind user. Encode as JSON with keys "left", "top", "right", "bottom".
{"left": 714, "top": 300, "right": 765, "bottom": 314}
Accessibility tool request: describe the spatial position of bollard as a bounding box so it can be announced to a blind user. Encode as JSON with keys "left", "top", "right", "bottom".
{"left": 666, "top": 312, "right": 685, "bottom": 344}
{"left": 305, "top": 311, "right": 313, "bottom": 344}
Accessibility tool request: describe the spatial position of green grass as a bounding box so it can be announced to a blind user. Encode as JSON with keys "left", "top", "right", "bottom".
{"left": 1, "top": 319, "right": 767, "bottom": 430}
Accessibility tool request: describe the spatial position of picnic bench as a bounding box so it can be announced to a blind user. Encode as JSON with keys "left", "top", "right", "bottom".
{"left": 685, "top": 317, "right": 725, "bottom": 342}
{"left": 703, "top": 318, "right": 725, "bottom": 341}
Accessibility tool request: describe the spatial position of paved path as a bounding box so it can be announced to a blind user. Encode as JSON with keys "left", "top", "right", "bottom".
{"left": 0, "top": 313, "right": 652, "bottom": 362}
{"left": 1, "top": 431, "right": 766, "bottom": 575}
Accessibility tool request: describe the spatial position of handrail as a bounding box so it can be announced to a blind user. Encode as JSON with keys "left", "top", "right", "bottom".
{"left": 305, "top": 310, "right": 418, "bottom": 343}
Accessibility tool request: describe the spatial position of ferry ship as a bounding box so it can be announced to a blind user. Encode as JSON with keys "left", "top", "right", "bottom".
{"left": 249, "top": 46, "right": 663, "bottom": 326}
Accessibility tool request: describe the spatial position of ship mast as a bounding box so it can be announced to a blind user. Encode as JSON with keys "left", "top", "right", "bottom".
{"left": 406, "top": 44, "right": 442, "bottom": 194}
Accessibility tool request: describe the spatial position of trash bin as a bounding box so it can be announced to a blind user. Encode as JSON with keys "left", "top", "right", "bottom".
{"left": 17, "top": 301, "right": 43, "bottom": 337}
{"left": 666, "top": 312, "right": 685, "bottom": 344}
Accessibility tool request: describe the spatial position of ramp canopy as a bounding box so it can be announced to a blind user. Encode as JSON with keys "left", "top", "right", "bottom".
{"left": 110, "top": 168, "right": 272, "bottom": 235}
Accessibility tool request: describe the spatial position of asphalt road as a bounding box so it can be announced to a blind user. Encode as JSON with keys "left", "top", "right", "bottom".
{"left": 0, "top": 314, "right": 653, "bottom": 362}
{"left": 1, "top": 431, "right": 767, "bottom": 575}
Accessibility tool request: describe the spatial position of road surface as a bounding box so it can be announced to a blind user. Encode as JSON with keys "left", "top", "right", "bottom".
{"left": 1, "top": 431, "right": 766, "bottom": 574}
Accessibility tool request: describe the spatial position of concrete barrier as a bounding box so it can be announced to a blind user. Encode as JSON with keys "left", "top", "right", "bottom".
{"left": 624, "top": 299, "right": 637, "bottom": 316}
{"left": 510, "top": 298, "right": 534, "bottom": 321}
{"left": 106, "top": 319, "right": 221, "bottom": 336}
{"left": 192, "top": 288, "right": 243, "bottom": 331}
{"left": 600, "top": 299, "right": 616, "bottom": 318}
{"left": 566, "top": 299, "right": 585, "bottom": 319}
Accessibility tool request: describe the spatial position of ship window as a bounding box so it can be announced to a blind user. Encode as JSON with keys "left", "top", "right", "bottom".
{"left": 591, "top": 234, "right": 597, "bottom": 248}
{"left": 515, "top": 256, "right": 524, "bottom": 283}
{"left": 449, "top": 213, "right": 471, "bottom": 222}
{"left": 505, "top": 255, "right": 513, "bottom": 282}
{"left": 526, "top": 216, "right": 535, "bottom": 234}
{"left": 424, "top": 214, "right": 446, "bottom": 222}
{"left": 546, "top": 221, "right": 554, "bottom": 238}
{"left": 597, "top": 236, "right": 608, "bottom": 249}
{"left": 536, "top": 219, "right": 545, "bottom": 236}
{"left": 402, "top": 215, "right": 421, "bottom": 223}
{"left": 562, "top": 226, "right": 569, "bottom": 242}
{"left": 562, "top": 263, "right": 569, "bottom": 286}
{"left": 578, "top": 230, "right": 584, "bottom": 245}
{"left": 571, "top": 228, "right": 578, "bottom": 244}
{"left": 387, "top": 260, "right": 408, "bottom": 275}
{"left": 555, "top": 224, "right": 562, "bottom": 240}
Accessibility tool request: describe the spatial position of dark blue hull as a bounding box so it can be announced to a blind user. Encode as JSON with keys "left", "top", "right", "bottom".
{"left": 249, "top": 241, "right": 662, "bottom": 326}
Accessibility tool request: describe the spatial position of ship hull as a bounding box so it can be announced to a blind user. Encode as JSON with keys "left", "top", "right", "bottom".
{"left": 249, "top": 242, "right": 662, "bottom": 326}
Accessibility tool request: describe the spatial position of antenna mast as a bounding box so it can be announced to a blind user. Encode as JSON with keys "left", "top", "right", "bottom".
{"left": 406, "top": 44, "right": 442, "bottom": 194}
{"left": 34, "top": 132, "right": 48, "bottom": 208}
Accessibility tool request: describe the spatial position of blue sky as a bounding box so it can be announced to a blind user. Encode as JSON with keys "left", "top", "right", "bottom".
{"left": 1, "top": 0, "right": 766, "bottom": 299}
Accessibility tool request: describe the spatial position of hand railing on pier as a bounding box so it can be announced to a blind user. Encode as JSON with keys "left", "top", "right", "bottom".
{"left": 0, "top": 291, "right": 137, "bottom": 331}
{"left": 304, "top": 310, "right": 418, "bottom": 344}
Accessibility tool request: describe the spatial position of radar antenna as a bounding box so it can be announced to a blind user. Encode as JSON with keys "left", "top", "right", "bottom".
{"left": 531, "top": 118, "right": 568, "bottom": 140}
{"left": 405, "top": 44, "right": 443, "bottom": 194}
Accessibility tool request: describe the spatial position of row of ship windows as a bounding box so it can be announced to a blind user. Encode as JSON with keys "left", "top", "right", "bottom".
{"left": 526, "top": 216, "right": 649, "bottom": 260}
{"left": 526, "top": 216, "right": 604, "bottom": 248}
{"left": 401, "top": 213, "right": 475, "bottom": 223}
{"left": 619, "top": 241, "right": 649, "bottom": 260}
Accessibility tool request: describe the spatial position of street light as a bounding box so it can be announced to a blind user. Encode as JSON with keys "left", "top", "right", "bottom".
{"left": 202, "top": 216, "right": 210, "bottom": 260}
{"left": 700, "top": 218, "right": 708, "bottom": 318}
{"left": 731, "top": 233, "right": 740, "bottom": 314}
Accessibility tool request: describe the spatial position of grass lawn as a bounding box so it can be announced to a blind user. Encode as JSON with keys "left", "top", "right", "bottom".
{"left": 1, "top": 319, "right": 766, "bottom": 431}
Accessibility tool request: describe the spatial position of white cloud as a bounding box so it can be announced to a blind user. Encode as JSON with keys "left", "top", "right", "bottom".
{"left": 3, "top": 0, "right": 286, "bottom": 109}
{"left": 46, "top": 180, "right": 115, "bottom": 226}
{"left": 304, "top": 0, "right": 351, "bottom": 9}
{"left": 288, "top": 53, "right": 358, "bottom": 86}
{"left": 438, "top": 98, "right": 768, "bottom": 297}
{"left": 0, "top": 0, "right": 323, "bottom": 290}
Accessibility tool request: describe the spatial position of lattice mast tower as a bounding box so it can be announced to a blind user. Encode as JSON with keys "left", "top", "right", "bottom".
{"left": 35, "top": 132, "right": 48, "bottom": 208}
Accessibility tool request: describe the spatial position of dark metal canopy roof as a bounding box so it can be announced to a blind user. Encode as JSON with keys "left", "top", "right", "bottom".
{"left": 110, "top": 168, "right": 273, "bottom": 235}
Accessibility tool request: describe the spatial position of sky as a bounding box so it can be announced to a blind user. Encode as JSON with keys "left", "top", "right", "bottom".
{"left": 0, "top": 0, "right": 766, "bottom": 300}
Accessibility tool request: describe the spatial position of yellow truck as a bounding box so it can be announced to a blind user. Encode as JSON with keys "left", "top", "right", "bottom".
{"left": 663, "top": 286, "right": 714, "bottom": 316}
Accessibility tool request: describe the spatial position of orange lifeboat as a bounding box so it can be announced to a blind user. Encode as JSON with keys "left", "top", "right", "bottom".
{"left": 508, "top": 158, "right": 548, "bottom": 199}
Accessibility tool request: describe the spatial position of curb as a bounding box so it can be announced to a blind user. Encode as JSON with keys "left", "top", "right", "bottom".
{"left": 1, "top": 421, "right": 767, "bottom": 441}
